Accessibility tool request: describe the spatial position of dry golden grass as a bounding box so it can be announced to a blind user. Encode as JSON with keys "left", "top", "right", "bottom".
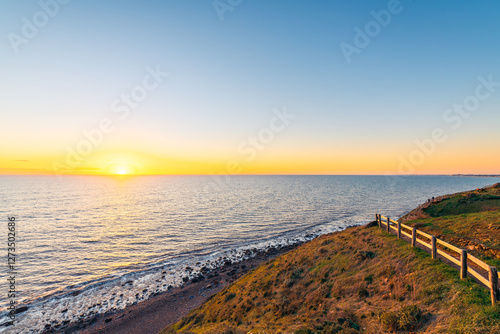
{"left": 162, "top": 224, "right": 500, "bottom": 334}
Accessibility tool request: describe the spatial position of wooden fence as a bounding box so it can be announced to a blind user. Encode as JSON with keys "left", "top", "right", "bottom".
{"left": 376, "top": 213, "right": 500, "bottom": 305}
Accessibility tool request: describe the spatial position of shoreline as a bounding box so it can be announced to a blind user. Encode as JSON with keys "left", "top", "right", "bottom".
{"left": 23, "top": 182, "right": 500, "bottom": 333}
{"left": 53, "top": 244, "right": 302, "bottom": 334}
{"left": 451, "top": 174, "right": 500, "bottom": 177}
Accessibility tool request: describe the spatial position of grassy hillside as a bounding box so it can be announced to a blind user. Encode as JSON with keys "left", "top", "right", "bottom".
{"left": 162, "top": 224, "right": 500, "bottom": 333}
{"left": 401, "top": 183, "right": 500, "bottom": 268}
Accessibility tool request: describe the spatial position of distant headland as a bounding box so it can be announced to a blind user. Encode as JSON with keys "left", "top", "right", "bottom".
{"left": 452, "top": 174, "right": 500, "bottom": 177}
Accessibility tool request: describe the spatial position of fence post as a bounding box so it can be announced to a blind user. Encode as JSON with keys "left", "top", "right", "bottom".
{"left": 412, "top": 227, "right": 417, "bottom": 247}
{"left": 460, "top": 250, "right": 467, "bottom": 280}
{"left": 431, "top": 236, "right": 437, "bottom": 259}
{"left": 397, "top": 221, "right": 401, "bottom": 239}
{"left": 489, "top": 267, "right": 499, "bottom": 305}
{"left": 376, "top": 214, "right": 380, "bottom": 228}
{"left": 387, "top": 217, "right": 390, "bottom": 233}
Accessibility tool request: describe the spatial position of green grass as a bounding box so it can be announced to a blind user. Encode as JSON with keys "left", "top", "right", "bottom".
{"left": 404, "top": 184, "right": 500, "bottom": 268}
{"left": 161, "top": 183, "right": 500, "bottom": 334}
{"left": 424, "top": 193, "right": 500, "bottom": 218}
{"left": 162, "top": 225, "right": 500, "bottom": 334}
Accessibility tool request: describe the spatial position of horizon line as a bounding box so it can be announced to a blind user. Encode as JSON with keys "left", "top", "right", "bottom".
{"left": 1, "top": 173, "right": 499, "bottom": 177}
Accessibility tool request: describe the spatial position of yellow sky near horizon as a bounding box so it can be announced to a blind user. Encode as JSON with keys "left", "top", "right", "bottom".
{"left": 2, "top": 1, "right": 500, "bottom": 178}
{"left": 2, "top": 143, "right": 499, "bottom": 176}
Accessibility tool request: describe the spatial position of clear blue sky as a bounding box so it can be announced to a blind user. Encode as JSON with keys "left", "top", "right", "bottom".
{"left": 1, "top": 1, "right": 500, "bottom": 175}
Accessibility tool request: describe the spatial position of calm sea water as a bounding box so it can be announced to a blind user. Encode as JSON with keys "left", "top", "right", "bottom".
{"left": 0, "top": 175, "right": 499, "bottom": 333}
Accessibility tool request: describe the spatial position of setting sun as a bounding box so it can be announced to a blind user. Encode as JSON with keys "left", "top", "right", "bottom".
{"left": 112, "top": 165, "right": 132, "bottom": 175}
{"left": 105, "top": 161, "right": 136, "bottom": 176}
{"left": 116, "top": 168, "right": 128, "bottom": 175}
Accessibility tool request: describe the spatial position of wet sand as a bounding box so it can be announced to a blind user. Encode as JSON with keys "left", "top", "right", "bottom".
{"left": 58, "top": 245, "right": 299, "bottom": 334}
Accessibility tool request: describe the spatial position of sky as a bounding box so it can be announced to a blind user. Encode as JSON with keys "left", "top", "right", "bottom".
{"left": 1, "top": 0, "right": 499, "bottom": 176}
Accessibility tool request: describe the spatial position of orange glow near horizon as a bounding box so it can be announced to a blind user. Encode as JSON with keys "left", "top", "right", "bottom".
{"left": 1, "top": 146, "right": 499, "bottom": 176}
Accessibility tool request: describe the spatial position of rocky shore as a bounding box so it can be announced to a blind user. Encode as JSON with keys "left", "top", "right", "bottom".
{"left": 49, "top": 244, "right": 300, "bottom": 334}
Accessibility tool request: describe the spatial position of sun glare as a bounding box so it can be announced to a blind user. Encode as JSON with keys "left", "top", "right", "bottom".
{"left": 117, "top": 169, "right": 128, "bottom": 175}
{"left": 110, "top": 164, "right": 133, "bottom": 176}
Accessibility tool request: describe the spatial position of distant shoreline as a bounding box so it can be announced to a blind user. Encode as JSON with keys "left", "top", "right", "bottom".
{"left": 452, "top": 174, "right": 500, "bottom": 177}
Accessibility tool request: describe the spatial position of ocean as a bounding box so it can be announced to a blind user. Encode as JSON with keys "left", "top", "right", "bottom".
{"left": 1, "top": 175, "right": 499, "bottom": 333}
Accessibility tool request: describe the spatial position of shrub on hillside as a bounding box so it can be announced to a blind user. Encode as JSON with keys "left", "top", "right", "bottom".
{"left": 379, "top": 305, "right": 423, "bottom": 331}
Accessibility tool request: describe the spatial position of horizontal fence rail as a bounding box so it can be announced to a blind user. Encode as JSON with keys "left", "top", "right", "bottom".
{"left": 376, "top": 213, "right": 499, "bottom": 305}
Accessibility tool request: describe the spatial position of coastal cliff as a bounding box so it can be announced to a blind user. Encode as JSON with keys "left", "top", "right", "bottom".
{"left": 163, "top": 184, "right": 500, "bottom": 333}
